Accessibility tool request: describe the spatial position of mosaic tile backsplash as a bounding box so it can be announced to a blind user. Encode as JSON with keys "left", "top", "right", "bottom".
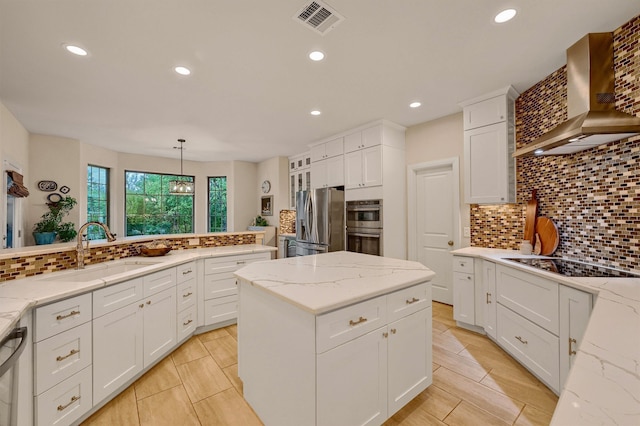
{"left": 471, "top": 16, "right": 640, "bottom": 272}
{"left": 279, "top": 209, "right": 296, "bottom": 234}
{"left": 0, "top": 233, "right": 256, "bottom": 283}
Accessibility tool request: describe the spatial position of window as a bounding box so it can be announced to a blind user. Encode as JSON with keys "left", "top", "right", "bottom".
{"left": 87, "top": 165, "right": 109, "bottom": 240}
{"left": 208, "top": 177, "right": 227, "bottom": 232}
{"left": 125, "top": 171, "right": 194, "bottom": 236}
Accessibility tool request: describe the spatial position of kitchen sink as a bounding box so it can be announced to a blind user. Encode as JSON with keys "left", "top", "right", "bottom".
{"left": 39, "top": 261, "right": 162, "bottom": 282}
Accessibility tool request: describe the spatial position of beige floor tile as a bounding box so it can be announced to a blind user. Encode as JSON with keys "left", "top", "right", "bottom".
{"left": 134, "top": 356, "right": 182, "bottom": 400}
{"left": 432, "top": 318, "right": 450, "bottom": 333}
{"left": 203, "top": 334, "right": 238, "bottom": 368}
{"left": 444, "top": 401, "right": 511, "bottom": 426}
{"left": 433, "top": 345, "right": 490, "bottom": 382}
{"left": 514, "top": 404, "right": 555, "bottom": 426}
{"left": 396, "top": 384, "right": 460, "bottom": 422}
{"left": 197, "top": 327, "right": 230, "bottom": 343}
{"left": 193, "top": 387, "right": 262, "bottom": 426}
{"left": 432, "top": 329, "right": 468, "bottom": 354}
{"left": 458, "top": 342, "right": 526, "bottom": 374}
{"left": 433, "top": 367, "right": 524, "bottom": 424}
{"left": 225, "top": 324, "right": 238, "bottom": 339}
{"left": 223, "top": 363, "right": 243, "bottom": 394}
{"left": 82, "top": 385, "right": 139, "bottom": 426}
{"left": 137, "top": 385, "right": 200, "bottom": 426}
{"left": 443, "top": 326, "right": 499, "bottom": 350}
{"left": 177, "top": 355, "right": 233, "bottom": 403}
{"left": 432, "top": 314, "right": 457, "bottom": 329}
{"left": 171, "top": 336, "right": 209, "bottom": 365}
{"left": 432, "top": 302, "right": 453, "bottom": 317}
{"left": 480, "top": 368, "right": 558, "bottom": 415}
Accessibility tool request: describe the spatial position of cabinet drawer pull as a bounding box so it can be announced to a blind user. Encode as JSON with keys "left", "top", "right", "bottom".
{"left": 405, "top": 297, "right": 420, "bottom": 305}
{"left": 183, "top": 319, "right": 193, "bottom": 326}
{"left": 56, "top": 349, "right": 79, "bottom": 362}
{"left": 182, "top": 269, "right": 192, "bottom": 275}
{"left": 569, "top": 337, "right": 577, "bottom": 356}
{"left": 515, "top": 336, "right": 528, "bottom": 345}
{"left": 236, "top": 260, "right": 246, "bottom": 265}
{"left": 486, "top": 292, "right": 492, "bottom": 304}
{"left": 57, "top": 395, "right": 80, "bottom": 411}
{"left": 349, "top": 316, "right": 367, "bottom": 326}
{"left": 182, "top": 292, "right": 193, "bottom": 298}
{"left": 56, "top": 310, "right": 80, "bottom": 321}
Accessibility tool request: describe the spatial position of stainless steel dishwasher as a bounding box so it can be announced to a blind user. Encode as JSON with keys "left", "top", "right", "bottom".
{"left": 0, "top": 326, "right": 28, "bottom": 426}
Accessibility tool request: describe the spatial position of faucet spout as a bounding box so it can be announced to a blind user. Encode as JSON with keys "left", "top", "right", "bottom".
{"left": 76, "top": 222, "right": 117, "bottom": 269}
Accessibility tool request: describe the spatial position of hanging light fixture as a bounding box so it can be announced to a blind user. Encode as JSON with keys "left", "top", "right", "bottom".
{"left": 168, "top": 139, "right": 194, "bottom": 195}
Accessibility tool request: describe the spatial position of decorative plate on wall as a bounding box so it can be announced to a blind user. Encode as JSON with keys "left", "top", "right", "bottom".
{"left": 37, "top": 180, "right": 57, "bottom": 191}
{"left": 59, "top": 185, "right": 70, "bottom": 194}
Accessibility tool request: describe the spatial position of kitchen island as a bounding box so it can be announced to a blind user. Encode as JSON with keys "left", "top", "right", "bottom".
{"left": 235, "top": 251, "right": 436, "bottom": 426}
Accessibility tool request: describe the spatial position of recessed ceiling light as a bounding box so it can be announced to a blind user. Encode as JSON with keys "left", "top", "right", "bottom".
{"left": 409, "top": 102, "right": 422, "bottom": 108}
{"left": 64, "top": 45, "right": 88, "bottom": 56}
{"left": 309, "top": 51, "right": 325, "bottom": 61}
{"left": 494, "top": 9, "right": 517, "bottom": 23}
{"left": 174, "top": 66, "right": 191, "bottom": 76}
{"left": 310, "top": 110, "right": 321, "bottom": 116}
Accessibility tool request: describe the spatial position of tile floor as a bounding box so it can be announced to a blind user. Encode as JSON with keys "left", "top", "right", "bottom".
{"left": 81, "top": 303, "right": 558, "bottom": 425}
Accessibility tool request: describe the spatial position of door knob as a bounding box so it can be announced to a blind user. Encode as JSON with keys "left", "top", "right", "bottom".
{"left": 448, "top": 240, "right": 454, "bottom": 246}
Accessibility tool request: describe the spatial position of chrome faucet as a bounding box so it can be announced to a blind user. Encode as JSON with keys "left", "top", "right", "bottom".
{"left": 76, "top": 222, "right": 117, "bottom": 269}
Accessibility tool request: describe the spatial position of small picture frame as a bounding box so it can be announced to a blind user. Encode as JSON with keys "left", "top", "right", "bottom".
{"left": 261, "top": 195, "right": 273, "bottom": 216}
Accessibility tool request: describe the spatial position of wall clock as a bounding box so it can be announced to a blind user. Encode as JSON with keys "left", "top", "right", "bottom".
{"left": 261, "top": 180, "right": 271, "bottom": 193}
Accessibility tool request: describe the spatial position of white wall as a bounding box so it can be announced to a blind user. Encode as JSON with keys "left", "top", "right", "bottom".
{"left": 256, "top": 156, "right": 288, "bottom": 227}
{"left": 405, "top": 112, "right": 471, "bottom": 248}
{"left": 230, "top": 161, "right": 257, "bottom": 231}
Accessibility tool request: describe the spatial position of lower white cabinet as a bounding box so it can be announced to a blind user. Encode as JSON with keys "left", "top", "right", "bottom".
{"left": 452, "top": 256, "right": 475, "bottom": 325}
{"left": 559, "top": 285, "right": 592, "bottom": 389}
{"left": 35, "top": 366, "right": 92, "bottom": 426}
{"left": 143, "top": 287, "right": 177, "bottom": 366}
{"left": 482, "top": 261, "right": 497, "bottom": 339}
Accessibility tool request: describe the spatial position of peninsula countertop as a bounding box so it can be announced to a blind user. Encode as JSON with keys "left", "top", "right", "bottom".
{"left": 451, "top": 247, "right": 640, "bottom": 426}
{"left": 234, "top": 251, "right": 436, "bottom": 315}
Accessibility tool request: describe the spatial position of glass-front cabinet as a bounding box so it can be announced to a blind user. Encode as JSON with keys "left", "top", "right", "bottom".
{"left": 289, "top": 152, "right": 311, "bottom": 209}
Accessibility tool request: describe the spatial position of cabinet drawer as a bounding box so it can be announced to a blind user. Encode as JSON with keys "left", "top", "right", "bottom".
{"left": 204, "top": 254, "right": 267, "bottom": 274}
{"left": 497, "top": 305, "right": 559, "bottom": 393}
{"left": 176, "top": 261, "right": 196, "bottom": 284}
{"left": 204, "top": 272, "right": 237, "bottom": 300}
{"left": 143, "top": 267, "right": 176, "bottom": 297}
{"left": 204, "top": 295, "right": 237, "bottom": 326}
{"left": 317, "top": 295, "right": 387, "bottom": 354}
{"left": 93, "top": 278, "right": 144, "bottom": 318}
{"left": 387, "top": 283, "right": 431, "bottom": 323}
{"left": 35, "top": 366, "right": 92, "bottom": 426}
{"left": 35, "top": 322, "right": 92, "bottom": 396}
{"left": 452, "top": 256, "right": 474, "bottom": 274}
{"left": 496, "top": 265, "right": 559, "bottom": 334}
{"left": 177, "top": 279, "right": 196, "bottom": 311}
{"left": 178, "top": 305, "right": 197, "bottom": 342}
{"left": 35, "top": 293, "right": 92, "bottom": 342}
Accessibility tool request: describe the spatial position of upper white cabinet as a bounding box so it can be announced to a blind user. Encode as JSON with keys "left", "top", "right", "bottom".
{"left": 344, "top": 146, "right": 382, "bottom": 189}
{"left": 310, "top": 138, "right": 343, "bottom": 162}
{"left": 311, "top": 156, "right": 344, "bottom": 189}
{"left": 289, "top": 151, "right": 311, "bottom": 208}
{"left": 344, "top": 126, "right": 382, "bottom": 153}
{"left": 460, "top": 86, "right": 518, "bottom": 204}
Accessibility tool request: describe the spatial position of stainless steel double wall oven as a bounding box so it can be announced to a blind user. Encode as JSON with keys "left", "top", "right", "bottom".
{"left": 346, "top": 199, "right": 383, "bottom": 256}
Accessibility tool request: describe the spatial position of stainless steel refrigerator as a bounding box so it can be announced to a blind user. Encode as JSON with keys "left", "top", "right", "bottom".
{"left": 295, "top": 188, "right": 345, "bottom": 256}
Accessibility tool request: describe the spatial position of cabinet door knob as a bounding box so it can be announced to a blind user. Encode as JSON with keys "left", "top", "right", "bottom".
{"left": 390, "top": 328, "right": 397, "bottom": 334}
{"left": 448, "top": 241, "right": 454, "bottom": 246}
{"left": 146, "top": 300, "right": 151, "bottom": 305}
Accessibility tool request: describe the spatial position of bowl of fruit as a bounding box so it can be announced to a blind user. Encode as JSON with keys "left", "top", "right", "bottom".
{"left": 139, "top": 240, "right": 172, "bottom": 257}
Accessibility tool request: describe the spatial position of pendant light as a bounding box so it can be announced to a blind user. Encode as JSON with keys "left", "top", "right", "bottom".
{"left": 168, "top": 139, "right": 194, "bottom": 195}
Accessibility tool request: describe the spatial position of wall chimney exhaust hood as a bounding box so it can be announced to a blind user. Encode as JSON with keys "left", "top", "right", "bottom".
{"left": 514, "top": 32, "right": 640, "bottom": 157}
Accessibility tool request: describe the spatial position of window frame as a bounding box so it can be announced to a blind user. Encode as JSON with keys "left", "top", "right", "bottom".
{"left": 208, "top": 176, "right": 228, "bottom": 233}
{"left": 87, "top": 164, "right": 110, "bottom": 240}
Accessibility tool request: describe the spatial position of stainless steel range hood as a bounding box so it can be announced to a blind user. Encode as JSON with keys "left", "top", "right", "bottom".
{"left": 514, "top": 32, "right": 640, "bottom": 157}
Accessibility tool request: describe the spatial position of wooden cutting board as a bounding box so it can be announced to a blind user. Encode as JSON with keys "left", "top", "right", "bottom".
{"left": 524, "top": 190, "right": 538, "bottom": 245}
{"left": 535, "top": 217, "right": 559, "bottom": 256}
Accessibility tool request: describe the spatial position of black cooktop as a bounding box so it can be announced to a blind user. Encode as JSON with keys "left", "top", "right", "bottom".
{"left": 504, "top": 258, "right": 640, "bottom": 278}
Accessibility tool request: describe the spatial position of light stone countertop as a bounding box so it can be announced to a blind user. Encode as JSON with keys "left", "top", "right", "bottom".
{"left": 0, "top": 244, "right": 276, "bottom": 343}
{"left": 451, "top": 247, "right": 640, "bottom": 426}
{"left": 234, "top": 251, "right": 436, "bottom": 315}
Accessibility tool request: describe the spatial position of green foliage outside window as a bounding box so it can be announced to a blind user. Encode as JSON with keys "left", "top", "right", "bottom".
{"left": 125, "top": 171, "right": 194, "bottom": 236}
{"left": 87, "top": 165, "right": 109, "bottom": 240}
{"left": 208, "top": 177, "right": 227, "bottom": 232}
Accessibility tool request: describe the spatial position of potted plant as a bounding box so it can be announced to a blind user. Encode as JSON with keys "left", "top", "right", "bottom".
{"left": 33, "top": 196, "right": 78, "bottom": 244}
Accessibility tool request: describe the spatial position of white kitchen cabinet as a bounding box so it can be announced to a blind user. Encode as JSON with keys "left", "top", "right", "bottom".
{"left": 460, "top": 86, "right": 517, "bottom": 204}
{"left": 35, "top": 366, "right": 93, "bottom": 426}
{"left": 345, "top": 145, "right": 382, "bottom": 189}
{"left": 289, "top": 151, "right": 311, "bottom": 208}
{"left": 452, "top": 256, "right": 475, "bottom": 325}
{"left": 344, "top": 125, "right": 382, "bottom": 153}
{"left": 311, "top": 155, "right": 344, "bottom": 189}
{"left": 559, "top": 285, "right": 593, "bottom": 389}
{"left": 482, "top": 261, "right": 497, "bottom": 339}
{"left": 310, "top": 138, "right": 343, "bottom": 162}
{"left": 142, "top": 287, "right": 177, "bottom": 367}
{"left": 176, "top": 261, "right": 196, "bottom": 343}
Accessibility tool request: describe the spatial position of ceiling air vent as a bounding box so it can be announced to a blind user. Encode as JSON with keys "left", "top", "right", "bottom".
{"left": 294, "top": 1, "right": 344, "bottom": 35}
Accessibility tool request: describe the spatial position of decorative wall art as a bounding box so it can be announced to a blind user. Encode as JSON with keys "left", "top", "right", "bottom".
{"left": 37, "top": 180, "right": 57, "bottom": 191}
{"left": 261, "top": 195, "right": 273, "bottom": 216}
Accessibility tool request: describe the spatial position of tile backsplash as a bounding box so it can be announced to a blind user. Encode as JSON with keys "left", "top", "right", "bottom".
{"left": 471, "top": 15, "right": 640, "bottom": 272}
{"left": 279, "top": 209, "right": 296, "bottom": 234}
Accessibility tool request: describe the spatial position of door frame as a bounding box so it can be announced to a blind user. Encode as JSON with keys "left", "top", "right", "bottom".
{"left": 2, "top": 158, "right": 25, "bottom": 249}
{"left": 407, "top": 157, "right": 461, "bottom": 262}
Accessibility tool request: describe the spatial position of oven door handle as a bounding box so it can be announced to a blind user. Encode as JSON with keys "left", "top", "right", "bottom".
{"left": 347, "top": 207, "right": 380, "bottom": 212}
{"left": 0, "top": 327, "right": 28, "bottom": 377}
{"left": 348, "top": 232, "right": 381, "bottom": 238}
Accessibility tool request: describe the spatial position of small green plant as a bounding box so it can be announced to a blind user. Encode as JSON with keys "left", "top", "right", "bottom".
{"left": 254, "top": 216, "right": 269, "bottom": 226}
{"left": 33, "top": 196, "right": 78, "bottom": 242}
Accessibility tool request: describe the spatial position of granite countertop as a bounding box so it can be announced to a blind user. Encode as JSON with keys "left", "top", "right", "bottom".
{"left": 451, "top": 247, "right": 640, "bottom": 426}
{"left": 234, "top": 251, "right": 436, "bottom": 315}
{"left": 0, "top": 244, "right": 276, "bottom": 342}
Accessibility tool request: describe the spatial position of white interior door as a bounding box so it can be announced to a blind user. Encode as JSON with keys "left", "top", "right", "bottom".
{"left": 408, "top": 159, "right": 460, "bottom": 305}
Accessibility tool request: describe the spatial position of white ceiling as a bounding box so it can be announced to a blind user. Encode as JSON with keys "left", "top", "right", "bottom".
{"left": 1, "top": 1, "right": 639, "bottom": 163}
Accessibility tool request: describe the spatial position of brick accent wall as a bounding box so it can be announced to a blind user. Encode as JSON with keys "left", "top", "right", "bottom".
{"left": 471, "top": 16, "right": 640, "bottom": 271}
